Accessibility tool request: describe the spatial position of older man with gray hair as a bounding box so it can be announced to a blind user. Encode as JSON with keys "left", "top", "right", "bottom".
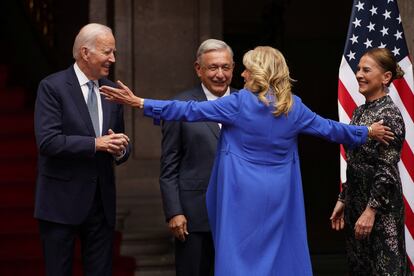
{"left": 159, "top": 39, "right": 237, "bottom": 276}
{"left": 34, "top": 23, "right": 130, "bottom": 276}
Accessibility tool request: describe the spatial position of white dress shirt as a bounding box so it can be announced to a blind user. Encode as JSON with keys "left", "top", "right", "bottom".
{"left": 201, "top": 83, "right": 230, "bottom": 129}
{"left": 73, "top": 62, "right": 103, "bottom": 136}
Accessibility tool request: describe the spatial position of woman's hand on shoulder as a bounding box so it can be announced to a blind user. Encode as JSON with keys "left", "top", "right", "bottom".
{"left": 100, "top": 80, "right": 143, "bottom": 108}
{"left": 368, "top": 119, "right": 394, "bottom": 145}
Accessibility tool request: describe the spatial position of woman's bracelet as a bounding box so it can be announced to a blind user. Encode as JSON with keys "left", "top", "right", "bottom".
{"left": 139, "top": 98, "right": 144, "bottom": 109}
{"left": 367, "top": 126, "right": 373, "bottom": 138}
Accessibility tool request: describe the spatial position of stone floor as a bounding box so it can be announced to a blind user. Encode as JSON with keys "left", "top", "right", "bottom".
{"left": 311, "top": 254, "right": 347, "bottom": 276}
{"left": 114, "top": 159, "right": 413, "bottom": 276}
{"left": 116, "top": 159, "right": 175, "bottom": 276}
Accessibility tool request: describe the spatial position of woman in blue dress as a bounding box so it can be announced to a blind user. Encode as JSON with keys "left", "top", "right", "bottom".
{"left": 100, "top": 46, "right": 393, "bottom": 275}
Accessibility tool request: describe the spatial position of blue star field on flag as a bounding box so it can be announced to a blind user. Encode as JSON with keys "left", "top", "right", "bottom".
{"left": 344, "top": 0, "right": 409, "bottom": 70}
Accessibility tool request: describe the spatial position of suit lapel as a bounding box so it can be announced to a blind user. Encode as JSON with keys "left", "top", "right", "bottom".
{"left": 192, "top": 86, "right": 220, "bottom": 139}
{"left": 66, "top": 66, "right": 96, "bottom": 137}
{"left": 206, "top": 120, "right": 220, "bottom": 139}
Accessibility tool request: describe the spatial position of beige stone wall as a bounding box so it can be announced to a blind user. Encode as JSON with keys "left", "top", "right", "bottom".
{"left": 89, "top": 0, "right": 107, "bottom": 25}
{"left": 112, "top": 0, "right": 222, "bottom": 159}
{"left": 92, "top": 0, "right": 414, "bottom": 161}
{"left": 398, "top": 0, "right": 414, "bottom": 61}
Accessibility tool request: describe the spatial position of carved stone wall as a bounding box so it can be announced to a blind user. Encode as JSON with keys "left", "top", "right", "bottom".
{"left": 89, "top": 0, "right": 107, "bottom": 24}
{"left": 398, "top": 0, "right": 414, "bottom": 61}
{"left": 91, "top": 0, "right": 413, "bottom": 161}
{"left": 110, "top": 0, "right": 222, "bottom": 159}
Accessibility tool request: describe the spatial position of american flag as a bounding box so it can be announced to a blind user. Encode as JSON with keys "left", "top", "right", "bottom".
{"left": 338, "top": 0, "right": 414, "bottom": 270}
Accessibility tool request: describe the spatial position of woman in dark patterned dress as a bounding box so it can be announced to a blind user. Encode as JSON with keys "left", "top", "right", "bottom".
{"left": 330, "top": 47, "right": 409, "bottom": 275}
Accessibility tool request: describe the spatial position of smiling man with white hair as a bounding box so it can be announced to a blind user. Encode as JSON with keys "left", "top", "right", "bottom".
{"left": 34, "top": 23, "right": 130, "bottom": 276}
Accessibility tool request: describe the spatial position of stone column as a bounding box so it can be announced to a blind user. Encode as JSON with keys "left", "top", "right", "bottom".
{"left": 113, "top": 0, "right": 135, "bottom": 154}
{"left": 109, "top": 2, "right": 224, "bottom": 269}
{"left": 113, "top": 0, "right": 223, "bottom": 159}
{"left": 199, "top": 0, "right": 223, "bottom": 41}
{"left": 398, "top": 0, "right": 414, "bottom": 61}
{"left": 89, "top": 0, "right": 107, "bottom": 24}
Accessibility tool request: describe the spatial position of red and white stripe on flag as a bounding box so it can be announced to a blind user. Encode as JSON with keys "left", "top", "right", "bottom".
{"left": 339, "top": 0, "right": 414, "bottom": 270}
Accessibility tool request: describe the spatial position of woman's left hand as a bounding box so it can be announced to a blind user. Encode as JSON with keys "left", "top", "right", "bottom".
{"left": 330, "top": 200, "right": 345, "bottom": 231}
{"left": 100, "top": 80, "right": 142, "bottom": 107}
{"left": 354, "top": 206, "right": 376, "bottom": 240}
{"left": 369, "top": 120, "right": 394, "bottom": 145}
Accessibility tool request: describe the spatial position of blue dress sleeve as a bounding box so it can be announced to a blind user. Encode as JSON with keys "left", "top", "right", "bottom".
{"left": 295, "top": 96, "right": 368, "bottom": 148}
{"left": 143, "top": 91, "right": 241, "bottom": 125}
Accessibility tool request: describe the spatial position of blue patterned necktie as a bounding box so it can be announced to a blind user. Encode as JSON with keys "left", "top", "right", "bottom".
{"left": 86, "top": 80, "right": 100, "bottom": 137}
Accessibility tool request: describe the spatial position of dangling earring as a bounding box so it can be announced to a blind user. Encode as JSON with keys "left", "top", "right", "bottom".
{"left": 383, "top": 84, "right": 389, "bottom": 94}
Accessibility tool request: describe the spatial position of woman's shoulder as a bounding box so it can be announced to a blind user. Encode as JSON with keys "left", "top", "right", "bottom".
{"left": 352, "top": 104, "right": 365, "bottom": 116}
{"left": 384, "top": 96, "right": 403, "bottom": 114}
{"left": 292, "top": 94, "right": 302, "bottom": 103}
{"left": 381, "top": 97, "right": 404, "bottom": 126}
{"left": 237, "top": 88, "right": 253, "bottom": 96}
{"left": 290, "top": 94, "right": 304, "bottom": 111}
{"left": 233, "top": 88, "right": 258, "bottom": 102}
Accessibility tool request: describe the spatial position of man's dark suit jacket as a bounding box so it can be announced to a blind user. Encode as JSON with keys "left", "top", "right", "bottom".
{"left": 160, "top": 85, "right": 237, "bottom": 232}
{"left": 34, "top": 65, "right": 129, "bottom": 227}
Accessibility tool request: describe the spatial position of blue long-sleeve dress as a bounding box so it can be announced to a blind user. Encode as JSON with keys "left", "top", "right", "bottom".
{"left": 143, "top": 89, "right": 368, "bottom": 275}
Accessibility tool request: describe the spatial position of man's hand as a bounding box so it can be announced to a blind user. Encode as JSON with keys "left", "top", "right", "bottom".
{"left": 96, "top": 129, "right": 129, "bottom": 155}
{"left": 168, "top": 215, "right": 189, "bottom": 242}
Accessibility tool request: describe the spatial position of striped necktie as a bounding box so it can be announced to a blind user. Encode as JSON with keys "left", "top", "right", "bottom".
{"left": 86, "top": 80, "right": 100, "bottom": 137}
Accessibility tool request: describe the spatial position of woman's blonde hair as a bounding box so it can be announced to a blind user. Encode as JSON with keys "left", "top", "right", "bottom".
{"left": 242, "top": 46, "right": 294, "bottom": 116}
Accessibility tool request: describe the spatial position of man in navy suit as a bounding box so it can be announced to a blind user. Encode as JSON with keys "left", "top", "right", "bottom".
{"left": 34, "top": 23, "right": 130, "bottom": 276}
{"left": 160, "top": 39, "right": 236, "bottom": 276}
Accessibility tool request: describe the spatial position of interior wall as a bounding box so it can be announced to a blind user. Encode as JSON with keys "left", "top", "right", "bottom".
{"left": 399, "top": 0, "right": 414, "bottom": 60}
{"left": 112, "top": 0, "right": 223, "bottom": 159}
{"left": 99, "top": 0, "right": 414, "bottom": 255}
